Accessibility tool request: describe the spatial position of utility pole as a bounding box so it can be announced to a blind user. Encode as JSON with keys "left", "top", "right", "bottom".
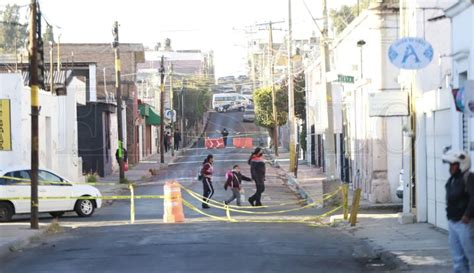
{"left": 269, "top": 22, "right": 279, "bottom": 157}
{"left": 321, "top": 0, "right": 337, "bottom": 178}
{"left": 159, "top": 56, "right": 165, "bottom": 164}
{"left": 57, "top": 34, "right": 61, "bottom": 75}
{"left": 288, "top": 0, "right": 297, "bottom": 173}
{"left": 180, "top": 79, "right": 185, "bottom": 147}
{"left": 112, "top": 21, "right": 125, "bottom": 181}
{"left": 169, "top": 64, "right": 174, "bottom": 157}
{"left": 49, "top": 42, "right": 54, "bottom": 92}
{"left": 28, "top": 0, "right": 39, "bottom": 229}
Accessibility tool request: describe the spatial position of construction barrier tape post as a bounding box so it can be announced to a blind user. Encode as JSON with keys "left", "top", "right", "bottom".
{"left": 350, "top": 188, "right": 362, "bottom": 226}
{"left": 129, "top": 184, "right": 135, "bottom": 224}
{"left": 342, "top": 184, "right": 349, "bottom": 220}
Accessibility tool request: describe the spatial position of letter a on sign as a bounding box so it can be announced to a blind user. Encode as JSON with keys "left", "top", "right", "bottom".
{"left": 388, "top": 37, "right": 433, "bottom": 70}
{"left": 402, "top": 45, "right": 420, "bottom": 64}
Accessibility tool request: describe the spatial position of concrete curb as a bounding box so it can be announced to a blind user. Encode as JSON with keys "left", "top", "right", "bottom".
{"left": 0, "top": 227, "right": 48, "bottom": 261}
{"left": 285, "top": 174, "right": 313, "bottom": 205}
{"left": 264, "top": 148, "right": 314, "bottom": 205}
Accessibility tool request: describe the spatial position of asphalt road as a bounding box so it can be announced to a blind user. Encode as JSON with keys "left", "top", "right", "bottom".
{"left": 0, "top": 111, "right": 394, "bottom": 273}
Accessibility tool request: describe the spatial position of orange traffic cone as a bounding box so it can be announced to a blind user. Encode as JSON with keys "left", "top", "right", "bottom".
{"left": 163, "top": 181, "right": 185, "bottom": 223}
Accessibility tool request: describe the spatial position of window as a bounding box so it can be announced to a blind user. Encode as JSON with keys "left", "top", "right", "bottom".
{"left": 0, "top": 170, "right": 31, "bottom": 185}
{"left": 38, "top": 170, "right": 64, "bottom": 185}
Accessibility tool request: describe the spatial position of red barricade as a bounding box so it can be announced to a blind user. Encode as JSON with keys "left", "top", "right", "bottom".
{"left": 205, "top": 137, "right": 225, "bottom": 149}
{"left": 232, "top": 137, "right": 253, "bottom": 148}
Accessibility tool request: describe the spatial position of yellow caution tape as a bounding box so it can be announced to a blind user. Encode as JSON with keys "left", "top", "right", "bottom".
{"left": 181, "top": 197, "right": 341, "bottom": 226}
{"left": 0, "top": 175, "right": 129, "bottom": 186}
{"left": 0, "top": 195, "right": 164, "bottom": 201}
{"left": 182, "top": 186, "right": 342, "bottom": 215}
{"left": 179, "top": 184, "right": 307, "bottom": 209}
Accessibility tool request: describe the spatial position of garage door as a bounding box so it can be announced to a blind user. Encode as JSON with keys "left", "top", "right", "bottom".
{"left": 426, "top": 110, "right": 450, "bottom": 230}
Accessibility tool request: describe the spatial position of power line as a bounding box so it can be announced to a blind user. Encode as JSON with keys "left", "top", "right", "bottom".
{"left": 301, "top": 0, "right": 322, "bottom": 35}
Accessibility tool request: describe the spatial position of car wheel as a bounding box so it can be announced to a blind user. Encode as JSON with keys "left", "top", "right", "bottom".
{"left": 49, "top": 211, "right": 65, "bottom": 218}
{"left": 0, "top": 202, "right": 14, "bottom": 222}
{"left": 75, "top": 198, "right": 95, "bottom": 217}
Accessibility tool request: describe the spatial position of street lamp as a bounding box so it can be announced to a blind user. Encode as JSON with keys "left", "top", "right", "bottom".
{"left": 356, "top": 40, "right": 366, "bottom": 80}
{"left": 353, "top": 39, "right": 366, "bottom": 189}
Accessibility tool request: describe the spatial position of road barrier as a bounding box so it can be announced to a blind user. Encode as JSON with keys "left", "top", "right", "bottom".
{"left": 163, "top": 181, "right": 185, "bottom": 223}
{"left": 205, "top": 137, "right": 225, "bottom": 149}
{"left": 232, "top": 137, "right": 253, "bottom": 148}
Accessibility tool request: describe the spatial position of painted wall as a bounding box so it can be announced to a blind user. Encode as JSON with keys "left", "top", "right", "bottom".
{"left": 0, "top": 73, "right": 83, "bottom": 182}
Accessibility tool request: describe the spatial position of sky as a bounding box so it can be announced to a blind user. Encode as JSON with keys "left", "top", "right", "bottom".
{"left": 5, "top": 0, "right": 357, "bottom": 77}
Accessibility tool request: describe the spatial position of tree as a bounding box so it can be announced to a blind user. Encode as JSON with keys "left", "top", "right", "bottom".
{"left": 280, "top": 72, "right": 307, "bottom": 153}
{"left": 253, "top": 86, "right": 288, "bottom": 147}
{"left": 173, "top": 75, "right": 212, "bottom": 128}
{"left": 0, "top": 4, "right": 27, "bottom": 53}
{"left": 330, "top": 0, "right": 371, "bottom": 34}
{"left": 43, "top": 25, "right": 55, "bottom": 44}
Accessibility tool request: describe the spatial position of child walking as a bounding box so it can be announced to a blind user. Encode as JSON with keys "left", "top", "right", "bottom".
{"left": 224, "top": 165, "right": 251, "bottom": 206}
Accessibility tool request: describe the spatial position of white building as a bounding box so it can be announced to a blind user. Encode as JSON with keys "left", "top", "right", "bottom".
{"left": 421, "top": 0, "right": 474, "bottom": 230}
{"left": 0, "top": 73, "right": 84, "bottom": 182}
{"left": 306, "top": 1, "right": 403, "bottom": 203}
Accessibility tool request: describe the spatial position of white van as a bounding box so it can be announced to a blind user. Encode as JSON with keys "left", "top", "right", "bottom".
{"left": 212, "top": 93, "right": 248, "bottom": 112}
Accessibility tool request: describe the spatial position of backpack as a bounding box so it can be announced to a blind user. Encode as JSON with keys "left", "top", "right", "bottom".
{"left": 198, "top": 166, "right": 205, "bottom": 181}
{"left": 225, "top": 170, "right": 233, "bottom": 180}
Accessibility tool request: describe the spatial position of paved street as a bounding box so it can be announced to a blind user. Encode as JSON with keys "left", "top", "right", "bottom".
{"left": 0, "top": 112, "right": 394, "bottom": 273}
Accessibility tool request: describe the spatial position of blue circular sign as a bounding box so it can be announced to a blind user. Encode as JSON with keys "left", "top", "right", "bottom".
{"left": 388, "top": 37, "right": 434, "bottom": 70}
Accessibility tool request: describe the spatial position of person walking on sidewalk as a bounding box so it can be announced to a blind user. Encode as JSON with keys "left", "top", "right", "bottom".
{"left": 163, "top": 132, "right": 170, "bottom": 153}
{"left": 224, "top": 164, "right": 251, "bottom": 206}
{"left": 201, "top": 154, "right": 214, "bottom": 209}
{"left": 442, "top": 150, "right": 474, "bottom": 273}
{"left": 248, "top": 147, "right": 266, "bottom": 206}
{"left": 174, "top": 129, "right": 181, "bottom": 151}
{"left": 221, "top": 128, "right": 229, "bottom": 147}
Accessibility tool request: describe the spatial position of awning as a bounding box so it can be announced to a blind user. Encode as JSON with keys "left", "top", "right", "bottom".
{"left": 138, "top": 103, "right": 161, "bottom": 125}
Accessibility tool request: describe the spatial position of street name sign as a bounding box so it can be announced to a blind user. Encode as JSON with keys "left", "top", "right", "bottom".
{"left": 337, "top": 74, "right": 354, "bottom": 84}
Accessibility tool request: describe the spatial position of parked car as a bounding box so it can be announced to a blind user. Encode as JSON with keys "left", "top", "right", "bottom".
{"left": 0, "top": 168, "right": 102, "bottom": 222}
{"left": 243, "top": 105, "right": 255, "bottom": 122}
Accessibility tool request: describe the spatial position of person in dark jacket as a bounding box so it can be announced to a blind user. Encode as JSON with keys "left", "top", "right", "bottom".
{"left": 248, "top": 147, "right": 266, "bottom": 206}
{"left": 442, "top": 150, "right": 474, "bottom": 273}
{"left": 164, "top": 132, "right": 171, "bottom": 153}
{"left": 221, "top": 128, "right": 229, "bottom": 147}
{"left": 201, "top": 154, "right": 214, "bottom": 209}
{"left": 174, "top": 130, "right": 182, "bottom": 151}
{"left": 224, "top": 164, "right": 251, "bottom": 206}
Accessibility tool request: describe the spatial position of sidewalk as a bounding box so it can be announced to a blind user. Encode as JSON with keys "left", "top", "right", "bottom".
{"left": 333, "top": 212, "right": 451, "bottom": 272}
{"left": 266, "top": 147, "right": 452, "bottom": 272}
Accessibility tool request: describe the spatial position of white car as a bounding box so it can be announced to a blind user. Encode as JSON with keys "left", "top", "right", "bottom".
{"left": 0, "top": 168, "right": 102, "bottom": 222}
{"left": 242, "top": 105, "right": 255, "bottom": 122}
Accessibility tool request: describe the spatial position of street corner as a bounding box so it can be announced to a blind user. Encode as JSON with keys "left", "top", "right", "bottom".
{"left": 0, "top": 221, "right": 66, "bottom": 261}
